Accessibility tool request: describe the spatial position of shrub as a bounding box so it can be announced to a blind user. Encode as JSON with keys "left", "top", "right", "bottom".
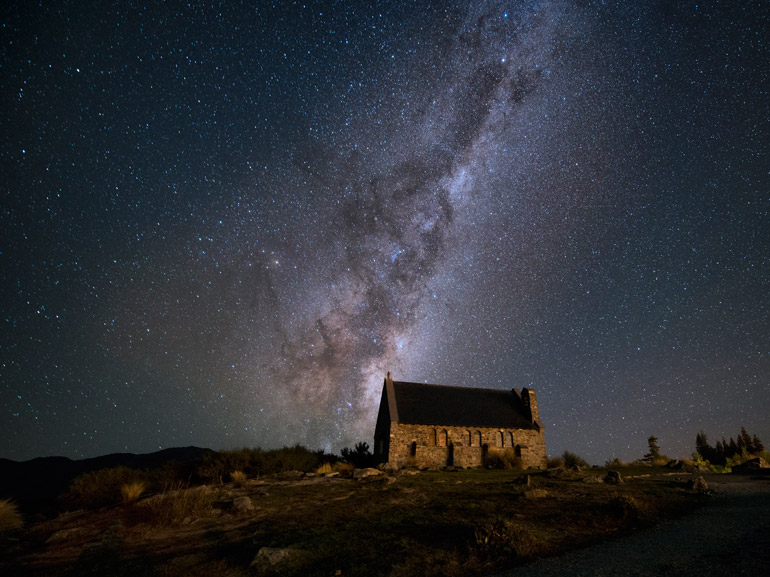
{"left": 121, "top": 481, "right": 146, "bottom": 504}
{"left": 483, "top": 448, "right": 522, "bottom": 470}
{"left": 230, "top": 470, "right": 247, "bottom": 486}
{"left": 0, "top": 499, "right": 23, "bottom": 533}
{"left": 132, "top": 485, "right": 217, "bottom": 526}
{"left": 474, "top": 518, "right": 536, "bottom": 559}
{"left": 547, "top": 456, "right": 565, "bottom": 469}
{"left": 61, "top": 466, "right": 148, "bottom": 510}
{"left": 315, "top": 462, "right": 333, "bottom": 475}
{"left": 562, "top": 451, "right": 589, "bottom": 470}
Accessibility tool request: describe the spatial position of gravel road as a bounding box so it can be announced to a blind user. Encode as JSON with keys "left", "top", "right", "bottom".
{"left": 494, "top": 473, "right": 770, "bottom": 577}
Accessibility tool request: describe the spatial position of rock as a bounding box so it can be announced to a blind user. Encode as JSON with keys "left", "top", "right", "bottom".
{"left": 46, "top": 527, "right": 85, "bottom": 544}
{"left": 583, "top": 475, "right": 604, "bottom": 484}
{"left": 523, "top": 488, "right": 548, "bottom": 499}
{"left": 323, "top": 471, "right": 340, "bottom": 478}
{"left": 688, "top": 475, "right": 709, "bottom": 492}
{"left": 250, "top": 547, "right": 293, "bottom": 574}
{"left": 604, "top": 470, "right": 624, "bottom": 484}
{"left": 353, "top": 468, "right": 382, "bottom": 479}
{"left": 233, "top": 496, "right": 254, "bottom": 512}
{"left": 733, "top": 457, "right": 770, "bottom": 472}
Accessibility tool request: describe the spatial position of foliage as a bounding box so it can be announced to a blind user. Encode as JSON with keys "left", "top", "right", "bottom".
{"left": 643, "top": 435, "right": 661, "bottom": 462}
{"left": 474, "top": 518, "right": 536, "bottom": 559}
{"left": 483, "top": 448, "right": 523, "bottom": 470}
{"left": 130, "top": 485, "right": 217, "bottom": 526}
{"left": 694, "top": 428, "right": 765, "bottom": 467}
{"left": 61, "top": 466, "right": 149, "bottom": 510}
{"left": 121, "top": 481, "right": 146, "bottom": 504}
{"left": 196, "top": 445, "right": 328, "bottom": 482}
{"left": 229, "top": 470, "right": 247, "bottom": 486}
{"left": 340, "top": 441, "right": 375, "bottom": 468}
{"left": 547, "top": 456, "right": 565, "bottom": 469}
{"left": 0, "top": 499, "right": 23, "bottom": 533}
{"left": 315, "top": 462, "right": 333, "bottom": 475}
{"left": 604, "top": 457, "right": 626, "bottom": 467}
{"left": 562, "top": 451, "right": 589, "bottom": 470}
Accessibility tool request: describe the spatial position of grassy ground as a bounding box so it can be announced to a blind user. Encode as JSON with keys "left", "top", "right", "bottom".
{"left": 0, "top": 466, "right": 707, "bottom": 577}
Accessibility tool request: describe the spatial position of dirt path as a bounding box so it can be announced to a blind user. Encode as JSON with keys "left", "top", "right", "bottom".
{"left": 494, "top": 473, "right": 770, "bottom": 577}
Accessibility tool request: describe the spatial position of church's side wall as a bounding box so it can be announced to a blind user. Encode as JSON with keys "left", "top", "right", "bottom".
{"left": 386, "top": 423, "right": 546, "bottom": 469}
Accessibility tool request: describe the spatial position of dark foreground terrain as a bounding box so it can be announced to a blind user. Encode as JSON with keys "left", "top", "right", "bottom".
{"left": 1, "top": 466, "right": 751, "bottom": 577}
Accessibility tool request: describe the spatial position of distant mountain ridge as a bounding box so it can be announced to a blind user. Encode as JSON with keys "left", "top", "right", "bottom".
{"left": 0, "top": 446, "right": 214, "bottom": 516}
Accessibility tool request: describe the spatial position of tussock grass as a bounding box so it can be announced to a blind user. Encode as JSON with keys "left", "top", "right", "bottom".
{"left": 229, "top": 470, "right": 247, "bottom": 486}
{"left": 0, "top": 499, "right": 23, "bottom": 533}
{"left": 131, "top": 485, "right": 217, "bottom": 526}
{"left": 315, "top": 462, "right": 333, "bottom": 475}
{"left": 483, "top": 448, "right": 522, "bottom": 469}
{"left": 121, "top": 481, "right": 146, "bottom": 504}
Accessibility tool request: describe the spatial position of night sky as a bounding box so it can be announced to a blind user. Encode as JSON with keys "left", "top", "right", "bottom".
{"left": 2, "top": 1, "right": 769, "bottom": 465}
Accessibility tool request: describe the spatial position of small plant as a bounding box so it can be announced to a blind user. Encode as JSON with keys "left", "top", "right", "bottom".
{"left": 547, "top": 456, "right": 565, "bottom": 469}
{"left": 133, "top": 485, "right": 217, "bottom": 526}
{"left": 484, "top": 448, "right": 522, "bottom": 469}
{"left": 121, "top": 481, "right": 146, "bottom": 504}
{"left": 474, "top": 518, "right": 536, "bottom": 559}
{"left": 315, "top": 462, "right": 333, "bottom": 475}
{"left": 230, "top": 470, "right": 247, "bottom": 486}
{"left": 0, "top": 499, "right": 23, "bottom": 533}
{"left": 562, "top": 451, "right": 589, "bottom": 470}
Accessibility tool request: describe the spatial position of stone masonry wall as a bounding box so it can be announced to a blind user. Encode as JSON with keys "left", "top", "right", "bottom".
{"left": 387, "top": 422, "right": 546, "bottom": 469}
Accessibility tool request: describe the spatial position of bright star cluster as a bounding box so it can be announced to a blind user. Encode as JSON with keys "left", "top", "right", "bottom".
{"left": 2, "top": 1, "right": 768, "bottom": 464}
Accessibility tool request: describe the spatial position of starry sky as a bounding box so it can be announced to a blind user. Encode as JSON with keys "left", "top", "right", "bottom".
{"left": 2, "top": 1, "right": 769, "bottom": 465}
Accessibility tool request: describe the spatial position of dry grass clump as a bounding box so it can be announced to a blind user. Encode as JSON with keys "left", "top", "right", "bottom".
{"left": 332, "top": 462, "right": 355, "bottom": 475}
{"left": 132, "top": 485, "right": 217, "bottom": 526}
{"left": 315, "top": 462, "right": 333, "bottom": 475}
{"left": 483, "top": 448, "right": 522, "bottom": 470}
{"left": 474, "top": 518, "right": 537, "bottom": 559}
{"left": 546, "top": 456, "right": 565, "bottom": 469}
{"left": 0, "top": 499, "right": 23, "bottom": 533}
{"left": 229, "top": 470, "right": 247, "bottom": 486}
{"left": 121, "top": 481, "right": 146, "bottom": 504}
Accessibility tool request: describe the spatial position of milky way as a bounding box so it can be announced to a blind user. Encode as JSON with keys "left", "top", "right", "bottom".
{"left": 2, "top": 1, "right": 769, "bottom": 463}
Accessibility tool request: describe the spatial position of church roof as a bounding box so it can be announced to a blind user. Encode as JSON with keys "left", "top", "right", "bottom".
{"left": 386, "top": 379, "right": 539, "bottom": 430}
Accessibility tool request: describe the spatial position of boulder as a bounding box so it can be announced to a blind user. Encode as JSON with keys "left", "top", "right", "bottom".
{"left": 353, "top": 468, "right": 382, "bottom": 479}
{"left": 604, "top": 470, "right": 624, "bottom": 484}
{"left": 733, "top": 457, "right": 770, "bottom": 472}
{"left": 233, "top": 496, "right": 254, "bottom": 512}
{"left": 249, "top": 547, "right": 293, "bottom": 574}
{"left": 688, "top": 476, "right": 709, "bottom": 492}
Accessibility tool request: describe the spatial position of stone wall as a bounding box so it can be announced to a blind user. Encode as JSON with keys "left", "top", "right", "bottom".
{"left": 386, "top": 422, "right": 546, "bottom": 469}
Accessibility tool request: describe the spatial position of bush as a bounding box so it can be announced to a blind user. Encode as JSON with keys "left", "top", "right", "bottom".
{"left": 131, "top": 485, "right": 217, "bottom": 526}
{"left": 484, "top": 448, "right": 522, "bottom": 470}
{"left": 121, "top": 481, "right": 146, "bottom": 504}
{"left": 230, "top": 470, "right": 247, "bottom": 486}
{"left": 315, "top": 463, "right": 333, "bottom": 475}
{"left": 61, "top": 466, "right": 148, "bottom": 510}
{"left": 474, "top": 518, "right": 536, "bottom": 559}
{"left": 562, "top": 451, "right": 589, "bottom": 470}
{"left": 547, "top": 456, "right": 565, "bottom": 469}
{"left": 0, "top": 499, "right": 23, "bottom": 533}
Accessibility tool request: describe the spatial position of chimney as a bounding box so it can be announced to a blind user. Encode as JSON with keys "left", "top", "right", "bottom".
{"left": 385, "top": 371, "right": 393, "bottom": 386}
{"left": 521, "top": 387, "right": 539, "bottom": 423}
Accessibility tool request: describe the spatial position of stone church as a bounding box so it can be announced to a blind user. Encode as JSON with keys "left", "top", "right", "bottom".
{"left": 374, "top": 373, "right": 547, "bottom": 469}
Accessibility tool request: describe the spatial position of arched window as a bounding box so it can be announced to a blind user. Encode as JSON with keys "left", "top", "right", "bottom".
{"left": 467, "top": 430, "right": 472, "bottom": 446}
{"left": 430, "top": 429, "right": 437, "bottom": 446}
{"left": 474, "top": 431, "right": 482, "bottom": 447}
{"left": 409, "top": 441, "right": 417, "bottom": 457}
{"left": 506, "top": 432, "right": 514, "bottom": 448}
{"left": 496, "top": 431, "right": 503, "bottom": 447}
{"left": 439, "top": 430, "right": 448, "bottom": 447}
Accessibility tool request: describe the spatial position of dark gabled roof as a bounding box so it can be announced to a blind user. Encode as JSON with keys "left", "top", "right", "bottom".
{"left": 389, "top": 380, "right": 537, "bottom": 429}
